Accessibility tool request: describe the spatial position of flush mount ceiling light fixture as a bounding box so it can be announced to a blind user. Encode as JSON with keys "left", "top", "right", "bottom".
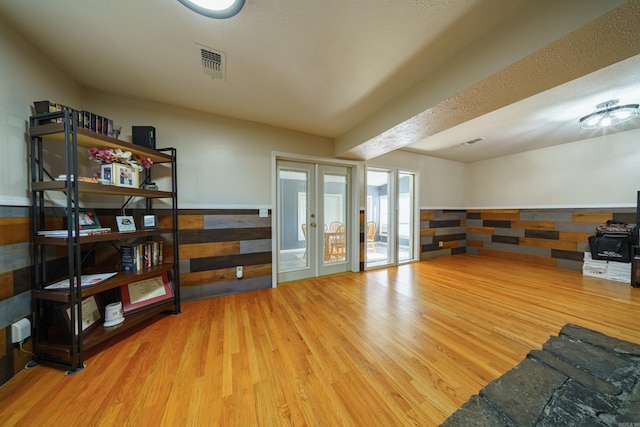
{"left": 178, "top": 0, "right": 245, "bottom": 19}
{"left": 579, "top": 99, "right": 639, "bottom": 129}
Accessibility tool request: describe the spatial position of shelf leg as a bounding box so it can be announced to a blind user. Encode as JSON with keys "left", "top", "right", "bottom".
{"left": 25, "top": 360, "right": 40, "bottom": 369}
{"left": 65, "top": 363, "right": 86, "bottom": 376}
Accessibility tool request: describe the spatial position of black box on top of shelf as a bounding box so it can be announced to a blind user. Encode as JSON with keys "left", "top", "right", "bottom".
{"left": 132, "top": 126, "right": 156, "bottom": 149}
{"left": 33, "top": 100, "right": 57, "bottom": 114}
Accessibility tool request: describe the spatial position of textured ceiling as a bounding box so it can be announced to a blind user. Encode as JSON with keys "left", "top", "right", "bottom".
{"left": 0, "top": 0, "right": 638, "bottom": 162}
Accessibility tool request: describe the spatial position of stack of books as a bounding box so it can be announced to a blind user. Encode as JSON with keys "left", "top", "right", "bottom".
{"left": 34, "top": 100, "right": 114, "bottom": 137}
{"left": 121, "top": 241, "right": 164, "bottom": 271}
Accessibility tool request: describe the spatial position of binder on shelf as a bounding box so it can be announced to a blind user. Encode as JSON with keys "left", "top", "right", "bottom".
{"left": 121, "top": 245, "right": 136, "bottom": 271}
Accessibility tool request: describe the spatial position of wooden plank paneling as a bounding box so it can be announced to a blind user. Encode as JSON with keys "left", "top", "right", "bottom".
{"left": 180, "top": 228, "right": 271, "bottom": 244}
{"left": 480, "top": 211, "right": 520, "bottom": 221}
{"left": 559, "top": 231, "right": 593, "bottom": 244}
{"left": 190, "top": 252, "right": 272, "bottom": 272}
{"left": 467, "top": 240, "right": 484, "bottom": 248}
{"left": 0, "top": 218, "right": 30, "bottom": 245}
{"left": 0, "top": 271, "right": 13, "bottom": 300}
{"left": 420, "top": 211, "right": 434, "bottom": 221}
{"left": 572, "top": 212, "right": 612, "bottom": 223}
{"left": 179, "top": 242, "right": 240, "bottom": 259}
{"left": 442, "top": 241, "right": 459, "bottom": 249}
{"left": 177, "top": 215, "right": 204, "bottom": 230}
{"left": 511, "top": 221, "right": 556, "bottom": 231}
{"left": 180, "top": 269, "right": 228, "bottom": 287}
{"left": 467, "top": 226, "right": 494, "bottom": 235}
{"left": 420, "top": 228, "right": 436, "bottom": 237}
{"left": 519, "top": 237, "right": 577, "bottom": 251}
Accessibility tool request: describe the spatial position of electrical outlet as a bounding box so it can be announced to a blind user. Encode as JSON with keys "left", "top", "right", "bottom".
{"left": 236, "top": 266, "right": 243, "bottom": 279}
{"left": 438, "top": 241, "right": 443, "bottom": 248}
{"left": 259, "top": 208, "right": 268, "bottom": 217}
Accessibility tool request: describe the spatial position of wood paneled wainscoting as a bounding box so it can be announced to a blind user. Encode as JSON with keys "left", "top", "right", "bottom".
{"left": 466, "top": 207, "right": 636, "bottom": 271}
{"left": 0, "top": 206, "right": 32, "bottom": 387}
{"left": 178, "top": 209, "right": 273, "bottom": 300}
{"left": 2, "top": 254, "right": 639, "bottom": 426}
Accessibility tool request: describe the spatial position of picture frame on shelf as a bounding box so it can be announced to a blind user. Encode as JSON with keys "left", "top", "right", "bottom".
{"left": 60, "top": 295, "right": 103, "bottom": 336}
{"left": 121, "top": 272, "right": 173, "bottom": 314}
{"left": 100, "top": 163, "right": 139, "bottom": 188}
{"left": 116, "top": 215, "right": 136, "bottom": 232}
{"left": 69, "top": 208, "right": 101, "bottom": 230}
{"left": 100, "top": 164, "right": 113, "bottom": 184}
{"left": 140, "top": 213, "right": 158, "bottom": 230}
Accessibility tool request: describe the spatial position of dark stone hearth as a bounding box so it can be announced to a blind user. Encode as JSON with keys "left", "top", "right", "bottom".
{"left": 441, "top": 324, "right": 640, "bottom": 426}
{"left": 481, "top": 358, "right": 567, "bottom": 426}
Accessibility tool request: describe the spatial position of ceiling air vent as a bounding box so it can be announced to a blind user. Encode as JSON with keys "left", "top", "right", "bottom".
{"left": 460, "top": 137, "right": 486, "bottom": 147}
{"left": 197, "top": 43, "right": 225, "bottom": 80}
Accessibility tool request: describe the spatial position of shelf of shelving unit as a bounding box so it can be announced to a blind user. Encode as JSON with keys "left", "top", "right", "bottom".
{"left": 31, "top": 180, "right": 173, "bottom": 198}
{"left": 33, "top": 263, "right": 176, "bottom": 302}
{"left": 29, "top": 123, "right": 172, "bottom": 164}
{"left": 34, "top": 301, "right": 175, "bottom": 359}
{"left": 33, "top": 228, "right": 174, "bottom": 246}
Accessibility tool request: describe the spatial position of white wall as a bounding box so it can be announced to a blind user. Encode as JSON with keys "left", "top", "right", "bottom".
{"left": 0, "top": 18, "right": 82, "bottom": 206}
{"left": 83, "top": 90, "right": 335, "bottom": 208}
{"left": 467, "top": 129, "right": 640, "bottom": 208}
{"left": 370, "top": 150, "right": 467, "bottom": 209}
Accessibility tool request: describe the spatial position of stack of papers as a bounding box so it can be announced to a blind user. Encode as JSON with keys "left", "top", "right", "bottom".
{"left": 582, "top": 252, "right": 631, "bottom": 283}
{"left": 44, "top": 272, "right": 118, "bottom": 290}
{"left": 38, "top": 228, "right": 111, "bottom": 237}
{"left": 582, "top": 252, "right": 608, "bottom": 277}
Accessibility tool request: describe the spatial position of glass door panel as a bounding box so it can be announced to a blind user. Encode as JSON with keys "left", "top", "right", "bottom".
{"left": 398, "top": 172, "right": 415, "bottom": 263}
{"left": 277, "top": 161, "right": 316, "bottom": 282}
{"left": 366, "top": 169, "right": 394, "bottom": 268}
{"left": 319, "top": 165, "right": 350, "bottom": 276}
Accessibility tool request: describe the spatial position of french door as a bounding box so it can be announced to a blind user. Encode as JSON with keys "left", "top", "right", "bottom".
{"left": 365, "top": 167, "right": 418, "bottom": 269}
{"left": 277, "top": 160, "right": 351, "bottom": 282}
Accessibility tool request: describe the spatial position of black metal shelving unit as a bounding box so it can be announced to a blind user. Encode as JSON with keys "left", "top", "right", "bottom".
{"left": 29, "top": 111, "right": 180, "bottom": 374}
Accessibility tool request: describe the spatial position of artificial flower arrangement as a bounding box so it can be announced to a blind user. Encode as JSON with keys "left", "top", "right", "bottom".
{"left": 88, "top": 147, "right": 153, "bottom": 171}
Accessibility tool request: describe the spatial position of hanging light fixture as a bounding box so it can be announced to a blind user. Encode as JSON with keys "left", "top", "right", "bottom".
{"left": 579, "top": 99, "right": 639, "bottom": 129}
{"left": 178, "top": 0, "right": 245, "bottom": 19}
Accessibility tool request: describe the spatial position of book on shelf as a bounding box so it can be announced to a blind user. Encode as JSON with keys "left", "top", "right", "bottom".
{"left": 121, "top": 241, "right": 164, "bottom": 272}
{"left": 121, "top": 245, "right": 136, "bottom": 271}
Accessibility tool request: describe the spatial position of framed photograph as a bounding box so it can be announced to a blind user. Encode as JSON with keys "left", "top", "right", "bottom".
{"left": 100, "top": 164, "right": 113, "bottom": 184}
{"left": 60, "top": 295, "right": 103, "bottom": 336}
{"left": 140, "top": 213, "right": 158, "bottom": 230}
{"left": 70, "top": 208, "right": 101, "bottom": 230}
{"left": 116, "top": 215, "right": 136, "bottom": 232}
{"left": 101, "top": 163, "right": 139, "bottom": 188}
{"left": 121, "top": 272, "right": 173, "bottom": 314}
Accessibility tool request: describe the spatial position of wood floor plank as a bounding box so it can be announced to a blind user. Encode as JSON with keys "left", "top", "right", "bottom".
{"left": 1, "top": 254, "right": 640, "bottom": 426}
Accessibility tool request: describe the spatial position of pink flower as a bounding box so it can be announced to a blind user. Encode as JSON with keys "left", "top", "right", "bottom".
{"left": 88, "top": 147, "right": 99, "bottom": 160}
{"left": 88, "top": 147, "right": 153, "bottom": 169}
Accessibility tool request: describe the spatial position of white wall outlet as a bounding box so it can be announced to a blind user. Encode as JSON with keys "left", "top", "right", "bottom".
{"left": 259, "top": 208, "right": 268, "bottom": 218}
{"left": 236, "top": 266, "right": 243, "bottom": 279}
{"left": 11, "top": 318, "right": 31, "bottom": 343}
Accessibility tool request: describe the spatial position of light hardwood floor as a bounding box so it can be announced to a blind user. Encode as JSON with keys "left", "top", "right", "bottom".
{"left": 2, "top": 254, "right": 640, "bottom": 426}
